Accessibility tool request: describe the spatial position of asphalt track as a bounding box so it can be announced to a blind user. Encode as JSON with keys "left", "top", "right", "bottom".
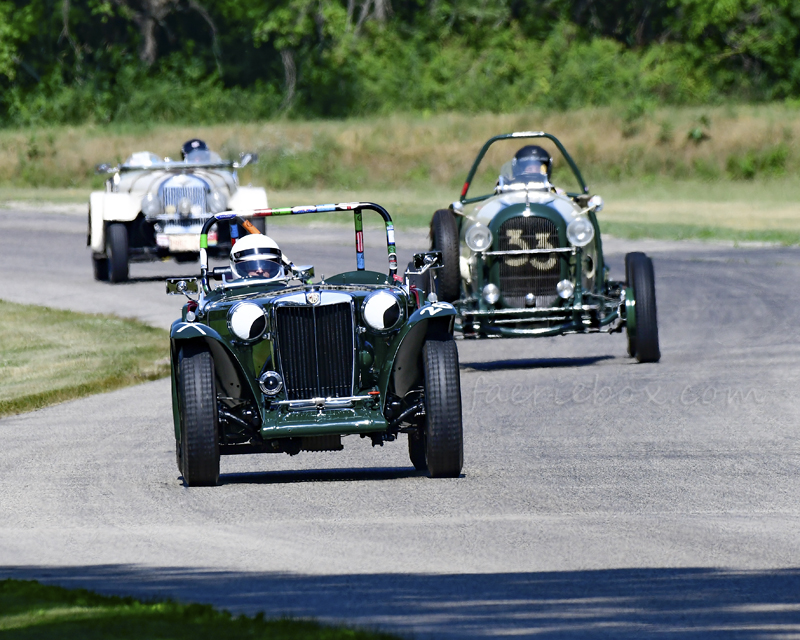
{"left": 2, "top": 207, "right": 800, "bottom": 638}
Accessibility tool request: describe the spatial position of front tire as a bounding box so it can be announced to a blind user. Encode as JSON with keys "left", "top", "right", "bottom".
{"left": 422, "top": 339, "right": 463, "bottom": 478}
{"left": 626, "top": 252, "right": 660, "bottom": 363}
{"left": 106, "top": 223, "right": 129, "bottom": 283}
{"left": 178, "top": 343, "right": 220, "bottom": 486}
{"left": 430, "top": 209, "right": 460, "bottom": 302}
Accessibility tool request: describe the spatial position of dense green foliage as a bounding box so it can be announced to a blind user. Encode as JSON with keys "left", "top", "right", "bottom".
{"left": 1, "top": 0, "right": 800, "bottom": 125}
{"left": 0, "top": 578, "right": 400, "bottom": 638}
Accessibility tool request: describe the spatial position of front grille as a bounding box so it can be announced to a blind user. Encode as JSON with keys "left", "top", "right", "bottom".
{"left": 276, "top": 302, "right": 354, "bottom": 401}
{"left": 162, "top": 186, "right": 207, "bottom": 215}
{"left": 497, "top": 217, "right": 562, "bottom": 307}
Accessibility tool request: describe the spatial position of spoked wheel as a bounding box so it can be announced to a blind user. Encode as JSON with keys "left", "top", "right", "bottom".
{"left": 625, "top": 252, "right": 660, "bottom": 363}
{"left": 422, "top": 338, "right": 463, "bottom": 478}
{"left": 408, "top": 432, "right": 427, "bottom": 471}
{"left": 178, "top": 343, "right": 220, "bottom": 486}
{"left": 106, "top": 223, "right": 129, "bottom": 283}
{"left": 430, "top": 209, "right": 460, "bottom": 302}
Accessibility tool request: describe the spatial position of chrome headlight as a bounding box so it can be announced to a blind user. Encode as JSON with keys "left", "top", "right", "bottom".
{"left": 362, "top": 290, "right": 403, "bottom": 332}
{"left": 141, "top": 193, "right": 163, "bottom": 218}
{"left": 566, "top": 218, "right": 595, "bottom": 247}
{"left": 465, "top": 225, "right": 493, "bottom": 252}
{"left": 208, "top": 190, "right": 228, "bottom": 214}
{"left": 482, "top": 283, "right": 500, "bottom": 304}
{"left": 228, "top": 302, "right": 267, "bottom": 341}
{"left": 557, "top": 280, "right": 575, "bottom": 299}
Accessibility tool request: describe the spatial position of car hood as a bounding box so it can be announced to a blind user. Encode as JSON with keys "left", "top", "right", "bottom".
{"left": 117, "top": 167, "right": 237, "bottom": 195}
{"left": 464, "top": 191, "right": 582, "bottom": 228}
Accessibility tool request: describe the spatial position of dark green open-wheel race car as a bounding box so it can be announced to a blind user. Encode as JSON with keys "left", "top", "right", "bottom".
{"left": 428, "top": 131, "right": 660, "bottom": 363}
{"left": 167, "top": 202, "right": 463, "bottom": 486}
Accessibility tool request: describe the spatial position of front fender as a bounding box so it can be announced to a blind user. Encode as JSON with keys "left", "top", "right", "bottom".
{"left": 378, "top": 302, "right": 458, "bottom": 401}
{"left": 169, "top": 321, "right": 258, "bottom": 439}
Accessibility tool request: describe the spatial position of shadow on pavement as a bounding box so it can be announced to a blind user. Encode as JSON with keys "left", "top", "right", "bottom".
{"left": 461, "top": 355, "right": 615, "bottom": 371}
{"left": 3, "top": 565, "right": 799, "bottom": 638}
{"left": 219, "top": 466, "right": 424, "bottom": 485}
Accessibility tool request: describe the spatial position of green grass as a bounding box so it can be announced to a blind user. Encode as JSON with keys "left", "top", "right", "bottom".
{"left": 0, "top": 579, "right": 400, "bottom": 639}
{"left": 0, "top": 300, "right": 170, "bottom": 417}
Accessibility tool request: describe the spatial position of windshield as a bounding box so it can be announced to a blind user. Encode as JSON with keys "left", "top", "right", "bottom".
{"left": 465, "top": 138, "right": 584, "bottom": 199}
{"left": 122, "top": 151, "right": 162, "bottom": 168}
{"left": 185, "top": 149, "right": 223, "bottom": 164}
{"left": 498, "top": 160, "right": 549, "bottom": 187}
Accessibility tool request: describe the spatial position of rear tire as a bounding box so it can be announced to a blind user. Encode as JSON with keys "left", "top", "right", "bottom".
{"left": 627, "top": 253, "right": 660, "bottom": 363}
{"left": 106, "top": 223, "right": 129, "bottom": 283}
{"left": 430, "top": 209, "right": 460, "bottom": 302}
{"left": 422, "top": 339, "right": 463, "bottom": 478}
{"left": 178, "top": 343, "right": 220, "bottom": 486}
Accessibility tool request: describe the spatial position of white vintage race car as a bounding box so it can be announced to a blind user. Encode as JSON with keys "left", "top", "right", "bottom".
{"left": 88, "top": 142, "right": 268, "bottom": 282}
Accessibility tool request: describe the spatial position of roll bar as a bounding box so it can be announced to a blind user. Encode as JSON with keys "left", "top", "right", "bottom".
{"left": 460, "top": 131, "right": 589, "bottom": 204}
{"left": 198, "top": 202, "right": 398, "bottom": 293}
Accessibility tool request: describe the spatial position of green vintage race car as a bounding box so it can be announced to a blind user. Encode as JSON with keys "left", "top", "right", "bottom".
{"left": 428, "top": 131, "right": 660, "bottom": 363}
{"left": 166, "top": 202, "right": 463, "bottom": 486}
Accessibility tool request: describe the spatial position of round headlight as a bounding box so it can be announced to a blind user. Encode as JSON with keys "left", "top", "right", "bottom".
{"left": 557, "top": 279, "right": 575, "bottom": 299}
{"left": 465, "top": 225, "right": 493, "bottom": 252}
{"left": 178, "top": 197, "right": 192, "bottom": 217}
{"left": 259, "top": 371, "right": 283, "bottom": 396}
{"left": 482, "top": 283, "right": 500, "bottom": 304}
{"left": 228, "top": 302, "right": 267, "bottom": 341}
{"left": 141, "top": 193, "right": 163, "bottom": 218}
{"left": 208, "top": 190, "right": 228, "bottom": 214}
{"left": 567, "top": 218, "right": 595, "bottom": 247}
{"left": 362, "top": 290, "right": 403, "bottom": 332}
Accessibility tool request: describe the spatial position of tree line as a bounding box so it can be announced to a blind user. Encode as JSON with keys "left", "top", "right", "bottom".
{"left": 1, "top": 0, "right": 797, "bottom": 125}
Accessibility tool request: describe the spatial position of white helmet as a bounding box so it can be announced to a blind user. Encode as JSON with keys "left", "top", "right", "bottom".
{"left": 230, "top": 234, "right": 285, "bottom": 280}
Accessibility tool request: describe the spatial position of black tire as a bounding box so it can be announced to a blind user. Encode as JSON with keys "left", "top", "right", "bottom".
{"left": 422, "top": 339, "right": 463, "bottom": 478}
{"left": 430, "top": 209, "right": 460, "bottom": 302}
{"left": 627, "top": 253, "right": 660, "bottom": 363}
{"left": 408, "top": 432, "right": 427, "bottom": 471}
{"left": 624, "top": 252, "right": 645, "bottom": 358}
{"left": 92, "top": 255, "right": 109, "bottom": 281}
{"left": 106, "top": 223, "right": 129, "bottom": 283}
{"left": 178, "top": 343, "right": 220, "bottom": 486}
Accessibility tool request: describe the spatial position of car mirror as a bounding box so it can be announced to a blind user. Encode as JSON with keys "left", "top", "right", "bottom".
{"left": 587, "top": 194, "right": 604, "bottom": 212}
{"left": 95, "top": 163, "right": 113, "bottom": 174}
{"left": 409, "top": 251, "right": 443, "bottom": 273}
{"left": 166, "top": 277, "right": 199, "bottom": 295}
{"left": 293, "top": 265, "right": 315, "bottom": 283}
{"left": 237, "top": 152, "right": 259, "bottom": 168}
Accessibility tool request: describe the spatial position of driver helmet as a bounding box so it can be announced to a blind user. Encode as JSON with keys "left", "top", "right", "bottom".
{"left": 181, "top": 138, "right": 209, "bottom": 160}
{"left": 510, "top": 145, "right": 552, "bottom": 182}
{"left": 229, "top": 234, "right": 285, "bottom": 280}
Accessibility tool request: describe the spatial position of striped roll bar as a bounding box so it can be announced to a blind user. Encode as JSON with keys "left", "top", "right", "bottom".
{"left": 198, "top": 202, "right": 398, "bottom": 292}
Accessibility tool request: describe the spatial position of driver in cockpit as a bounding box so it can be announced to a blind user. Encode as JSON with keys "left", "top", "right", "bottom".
{"left": 498, "top": 145, "right": 562, "bottom": 193}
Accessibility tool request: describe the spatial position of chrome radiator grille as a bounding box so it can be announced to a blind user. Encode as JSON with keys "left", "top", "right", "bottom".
{"left": 162, "top": 186, "right": 207, "bottom": 215}
{"left": 276, "top": 303, "right": 354, "bottom": 401}
{"left": 497, "top": 217, "right": 562, "bottom": 307}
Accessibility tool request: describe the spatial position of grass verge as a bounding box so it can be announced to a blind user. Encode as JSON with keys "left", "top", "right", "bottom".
{"left": 0, "top": 300, "right": 169, "bottom": 418}
{"left": 0, "top": 579, "right": 400, "bottom": 639}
